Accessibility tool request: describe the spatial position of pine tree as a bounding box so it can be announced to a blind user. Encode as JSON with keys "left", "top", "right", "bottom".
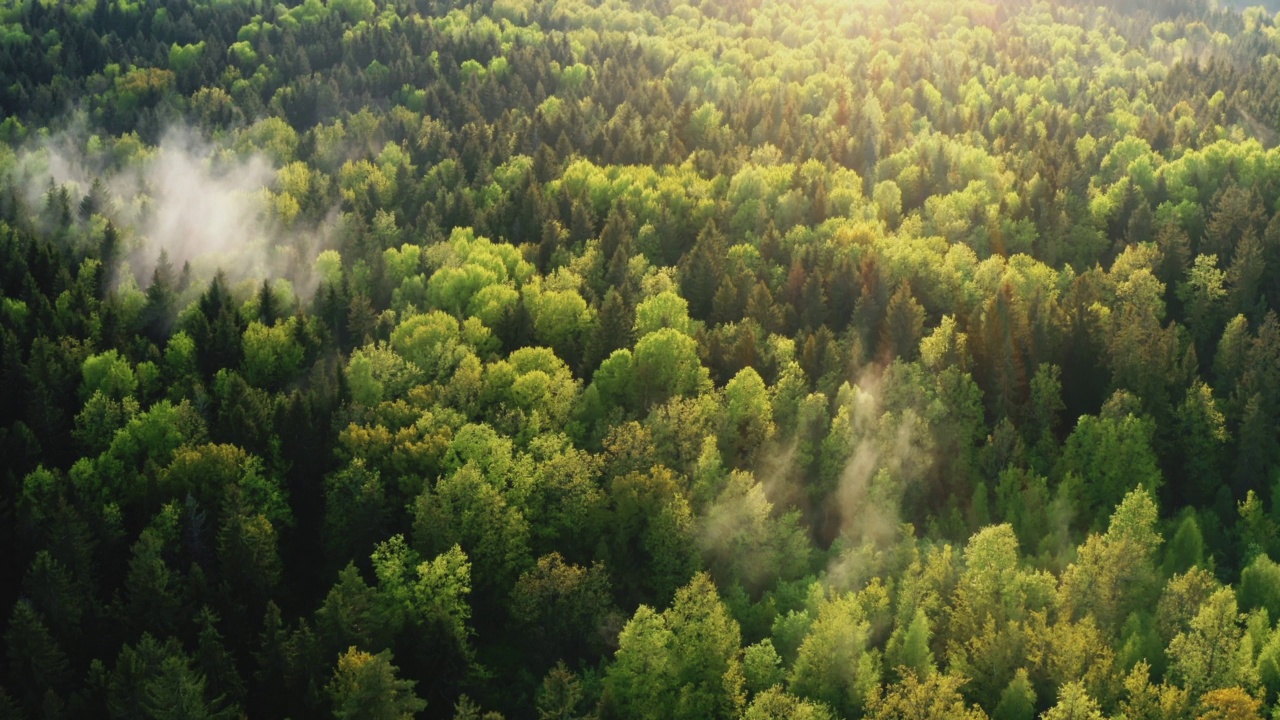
{"left": 992, "top": 669, "right": 1036, "bottom": 720}
{"left": 5, "top": 600, "right": 71, "bottom": 707}
{"left": 144, "top": 654, "right": 237, "bottom": 720}
{"left": 1227, "top": 228, "right": 1265, "bottom": 321}
{"left": 257, "top": 279, "right": 278, "bottom": 326}
{"left": 585, "top": 289, "right": 632, "bottom": 375}
{"left": 680, "top": 221, "right": 728, "bottom": 321}
{"left": 889, "top": 608, "right": 934, "bottom": 679}
{"left": 880, "top": 282, "right": 925, "bottom": 361}
{"left": 79, "top": 177, "right": 110, "bottom": 220}
{"left": 142, "top": 250, "right": 177, "bottom": 342}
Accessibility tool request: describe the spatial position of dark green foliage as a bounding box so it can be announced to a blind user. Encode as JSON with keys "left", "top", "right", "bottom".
{"left": 7, "top": 0, "right": 1280, "bottom": 717}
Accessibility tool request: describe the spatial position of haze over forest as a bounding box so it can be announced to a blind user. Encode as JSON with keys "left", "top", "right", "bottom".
{"left": 9, "top": 0, "right": 1280, "bottom": 718}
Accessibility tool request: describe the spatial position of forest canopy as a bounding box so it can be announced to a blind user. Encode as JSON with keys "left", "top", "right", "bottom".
{"left": 6, "top": 0, "right": 1280, "bottom": 717}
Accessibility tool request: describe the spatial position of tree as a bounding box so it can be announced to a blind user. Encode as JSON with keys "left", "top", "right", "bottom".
{"left": 1040, "top": 682, "right": 1104, "bottom": 720}
{"left": 510, "top": 553, "right": 616, "bottom": 664}
{"left": 191, "top": 271, "right": 245, "bottom": 378}
{"left": 1118, "top": 661, "right": 1192, "bottom": 720}
{"left": 370, "top": 537, "right": 474, "bottom": 654}
{"left": 971, "top": 282, "right": 1030, "bottom": 422}
{"left": 389, "top": 310, "right": 467, "bottom": 381}
{"left": 1058, "top": 488, "right": 1163, "bottom": 635}
{"left": 720, "top": 367, "right": 775, "bottom": 467}
{"left": 605, "top": 466, "right": 700, "bottom": 604}
{"left": 1163, "top": 511, "right": 1207, "bottom": 577}
{"left": 216, "top": 498, "right": 284, "bottom": 618}
{"left": 194, "top": 608, "right": 244, "bottom": 712}
{"left": 80, "top": 177, "right": 111, "bottom": 220}
{"left": 1057, "top": 408, "right": 1162, "bottom": 521}
{"left": 699, "top": 471, "right": 812, "bottom": 593}
{"left": 1226, "top": 230, "right": 1265, "bottom": 320}
{"left": 81, "top": 349, "right": 137, "bottom": 400}
{"left": 743, "top": 640, "right": 785, "bottom": 695}
{"left": 1178, "top": 254, "right": 1227, "bottom": 355}
{"left": 605, "top": 573, "right": 745, "bottom": 720}
{"left": 635, "top": 291, "right": 694, "bottom": 337}
{"left": 867, "top": 670, "right": 987, "bottom": 720}
{"left": 241, "top": 319, "right": 305, "bottom": 389}
{"left": 992, "top": 669, "right": 1035, "bottom": 720}
{"left": 884, "top": 608, "right": 935, "bottom": 681}
{"left": 315, "top": 564, "right": 390, "bottom": 659}
{"left": 482, "top": 347, "right": 580, "bottom": 437}
{"left": 1236, "top": 554, "right": 1280, "bottom": 626}
{"left": 21, "top": 550, "right": 83, "bottom": 647}
{"left": 1255, "top": 626, "right": 1280, "bottom": 705}
{"left": 5, "top": 599, "right": 70, "bottom": 709}
{"left": 164, "top": 331, "right": 201, "bottom": 398}
{"left": 1168, "top": 588, "right": 1256, "bottom": 697}
{"left": 880, "top": 282, "right": 925, "bottom": 361}
{"left": 327, "top": 647, "right": 426, "bottom": 720}
{"left": 585, "top": 288, "right": 632, "bottom": 372}
{"left": 412, "top": 463, "right": 531, "bottom": 597}
{"left": 1104, "top": 262, "right": 1179, "bottom": 422}
{"left": 1195, "top": 688, "right": 1262, "bottom": 720}
{"left": 535, "top": 663, "right": 596, "bottom": 720}
{"left": 1172, "top": 381, "right": 1227, "bottom": 506}
{"left": 142, "top": 250, "right": 178, "bottom": 342}
{"left": 123, "top": 527, "right": 184, "bottom": 639}
{"left": 945, "top": 524, "right": 1050, "bottom": 709}
{"left": 742, "top": 686, "right": 834, "bottom": 720}
{"left": 323, "top": 458, "right": 391, "bottom": 567}
{"left": 679, "top": 222, "right": 728, "bottom": 320}
{"left": 1156, "top": 221, "right": 1192, "bottom": 290}
{"left": 603, "top": 605, "right": 671, "bottom": 720}
{"left": 510, "top": 434, "right": 605, "bottom": 558}
{"left": 789, "top": 590, "right": 880, "bottom": 718}
{"left": 1158, "top": 567, "right": 1220, "bottom": 643}
{"left": 632, "top": 328, "right": 710, "bottom": 409}
{"left": 143, "top": 653, "right": 238, "bottom": 720}
{"left": 74, "top": 389, "right": 139, "bottom": 454}
{"left": 530, "top": 287, "right": 595, "bottom": 366}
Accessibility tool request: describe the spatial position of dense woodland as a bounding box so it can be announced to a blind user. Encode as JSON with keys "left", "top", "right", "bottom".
{"left": 11, "top": 0, "right": 1280, "bottom": 717}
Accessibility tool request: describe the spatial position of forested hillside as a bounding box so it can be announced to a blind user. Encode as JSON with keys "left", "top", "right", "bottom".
{"left": 6, "top": 0, "right": 1280, "bottom": 717}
